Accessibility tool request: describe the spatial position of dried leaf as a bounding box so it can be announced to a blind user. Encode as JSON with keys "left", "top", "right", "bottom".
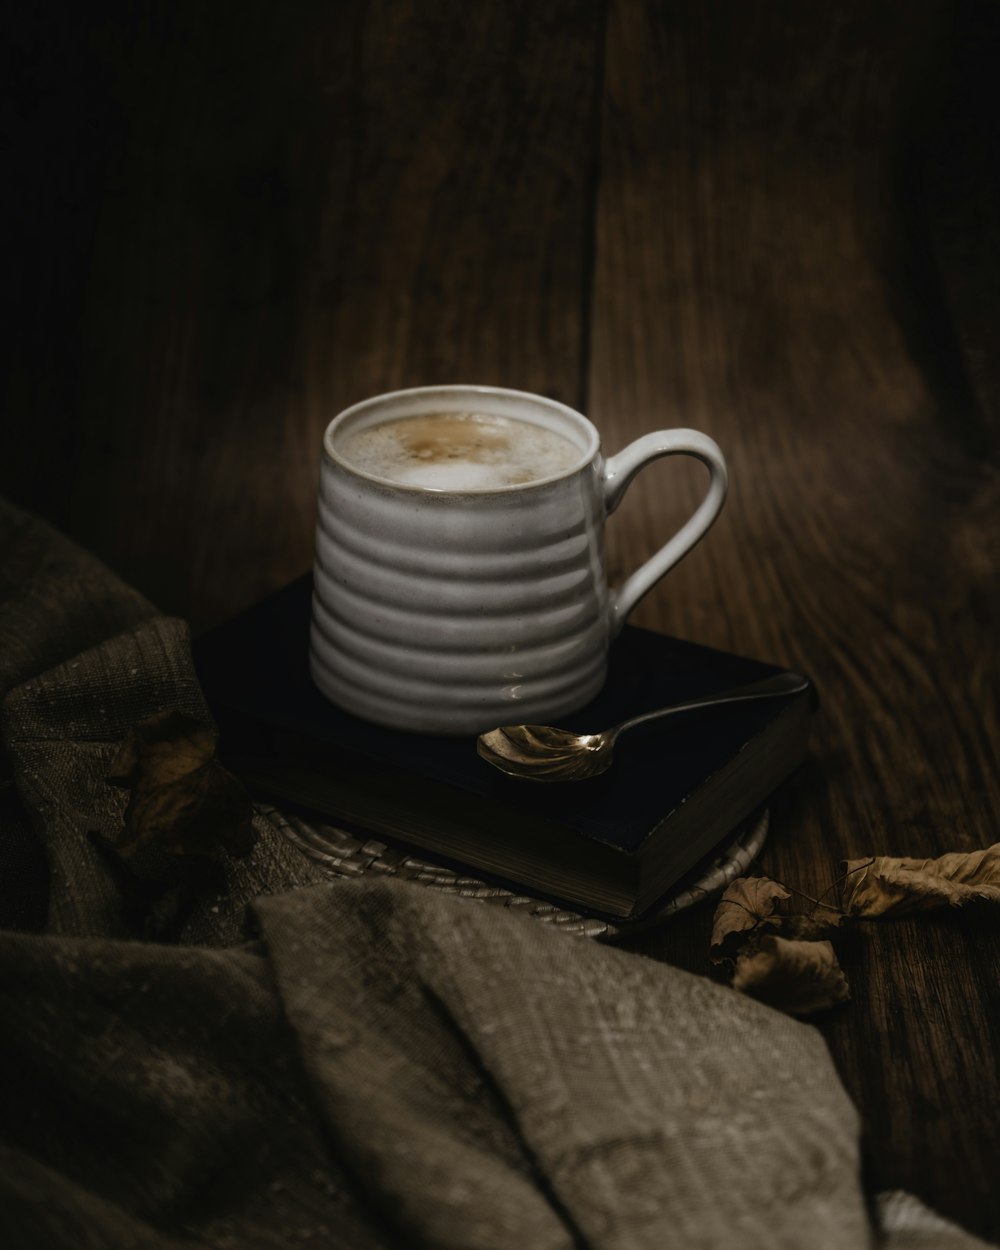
{"left": 733, "top": 936, "right": 850, "bottom": 1016}
{"left": 710, "top": 876, "right": 790, "bottom": 960}
{"left": 108, "top": 711, "right": 216, "bottom": 791}
{"left": 843, "top": 844, "right": 1000, "bottom": 918}
{"left": 107, "top": 711, "right": 255, "bottom": 866}
{"left": 122, "top": 762, "right": 256, "bottom": 859}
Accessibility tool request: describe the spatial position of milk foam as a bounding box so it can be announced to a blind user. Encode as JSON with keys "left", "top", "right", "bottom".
{"left": 338, "top": 412, "right": 581, "bottom": 490}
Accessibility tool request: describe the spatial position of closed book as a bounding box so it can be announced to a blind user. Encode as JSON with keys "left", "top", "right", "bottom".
{"left": 193, "top": 576, "right": 816, "bottom": 920}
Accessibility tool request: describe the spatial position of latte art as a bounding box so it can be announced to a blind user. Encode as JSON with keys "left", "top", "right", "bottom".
{"left": 338, "top": 412, "right": 581, "bottom": 490}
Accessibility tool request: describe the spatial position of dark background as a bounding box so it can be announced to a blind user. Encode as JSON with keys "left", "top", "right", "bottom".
{"left": 2, "top": 0, "right": 999, "bottom": 1238}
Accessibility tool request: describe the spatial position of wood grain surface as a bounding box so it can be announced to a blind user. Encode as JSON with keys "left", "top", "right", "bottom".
{"left": 3, "top": 0, "right": 999, "bottom": 1238}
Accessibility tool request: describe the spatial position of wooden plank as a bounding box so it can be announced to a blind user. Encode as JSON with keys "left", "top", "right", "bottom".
{"left": 590, "top": 0, "right": 1000, "bottom": 1238}
{"left": 2, "top": 1, "right": 603, "bottom": 630}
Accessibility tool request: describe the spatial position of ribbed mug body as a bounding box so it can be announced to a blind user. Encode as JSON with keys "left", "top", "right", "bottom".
{"left": 310, "top": 388, "right": 610, "bottom": 734}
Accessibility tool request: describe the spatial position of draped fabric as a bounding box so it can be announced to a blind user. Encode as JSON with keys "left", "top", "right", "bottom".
{"left": 0, "top": 500, "right": 989, "bottom": 1249}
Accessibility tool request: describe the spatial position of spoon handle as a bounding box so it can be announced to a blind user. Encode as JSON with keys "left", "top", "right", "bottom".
{"left": 611, "top": 671, "right": 810, "bottom": 742}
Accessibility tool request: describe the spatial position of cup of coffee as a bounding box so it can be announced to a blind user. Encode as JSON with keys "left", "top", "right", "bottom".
{"left": 311, "top": 385, "right": 727, "bottom": 734}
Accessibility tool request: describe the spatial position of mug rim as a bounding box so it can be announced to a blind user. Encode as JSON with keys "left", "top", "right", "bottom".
{"left": 322, "top": 384, "right": 600, "bottom": 495}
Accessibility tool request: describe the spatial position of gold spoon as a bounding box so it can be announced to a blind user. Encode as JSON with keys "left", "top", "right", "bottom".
{"left": 477, "top": 671, "right": 809, "bottom": 781}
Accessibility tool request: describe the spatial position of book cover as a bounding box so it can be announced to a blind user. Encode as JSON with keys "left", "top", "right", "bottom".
{"left": 193, "top": 576, "right": 816, "bottom": 918}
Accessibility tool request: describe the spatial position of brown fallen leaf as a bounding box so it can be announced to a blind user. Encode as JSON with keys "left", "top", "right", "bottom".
{"left": 95, "top": 711, "right": 257, "bottom": 938}
{"left": 710, "top": 877, "right": 845, "bottom": 955}
{"left": 713, "top": 846, "right": 1000, "bottom": 1018}
{"left": 710, "top": 876, "right": 791, "bottom": 960}
{"left": 733, "top": 936, "right": 850, "bottom": 1016}
{"left": 842, "top": 844, "right": 1000, "bottom": 918}
{"left": 107, "top": 714, "right": 216, "bottom": 790}
{"left": 710, "top": 875, "right": 851, "bottom": 1015}
{"left": 106, "top": 710, "right": 256, "bottom": 863}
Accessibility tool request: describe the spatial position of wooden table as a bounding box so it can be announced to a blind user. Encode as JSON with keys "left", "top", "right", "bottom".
{"left": 4, "top": 1, "right": 998, "bottom": 1238}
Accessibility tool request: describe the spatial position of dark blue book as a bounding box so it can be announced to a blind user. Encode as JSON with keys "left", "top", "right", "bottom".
{"left": 193, "top": 576, "right": 815, "bottom": 919}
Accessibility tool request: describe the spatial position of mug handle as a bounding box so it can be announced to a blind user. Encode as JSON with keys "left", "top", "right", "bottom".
{"left": 602, "top": 428, "right": 728, "bottom": 636}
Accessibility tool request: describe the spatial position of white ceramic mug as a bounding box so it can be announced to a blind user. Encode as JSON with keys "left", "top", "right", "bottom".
{"left": 311, "top": 385, "right": 727, "bottom": 734}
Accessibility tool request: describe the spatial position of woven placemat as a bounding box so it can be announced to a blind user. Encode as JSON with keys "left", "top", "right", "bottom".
{"left": 262, "top": 805, "right": 769, "bottom": 940}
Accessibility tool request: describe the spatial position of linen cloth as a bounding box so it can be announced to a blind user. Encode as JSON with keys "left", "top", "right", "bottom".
{"left": 0, "top": 498, "right": 990, "bottom": 1250}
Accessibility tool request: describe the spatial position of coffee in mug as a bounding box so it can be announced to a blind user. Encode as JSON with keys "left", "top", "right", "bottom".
{"left": 312, "top": 385, "right": 727, "bottom": 734}
{"left": 338, "top": 411, "right": 581, "bottom": 491}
